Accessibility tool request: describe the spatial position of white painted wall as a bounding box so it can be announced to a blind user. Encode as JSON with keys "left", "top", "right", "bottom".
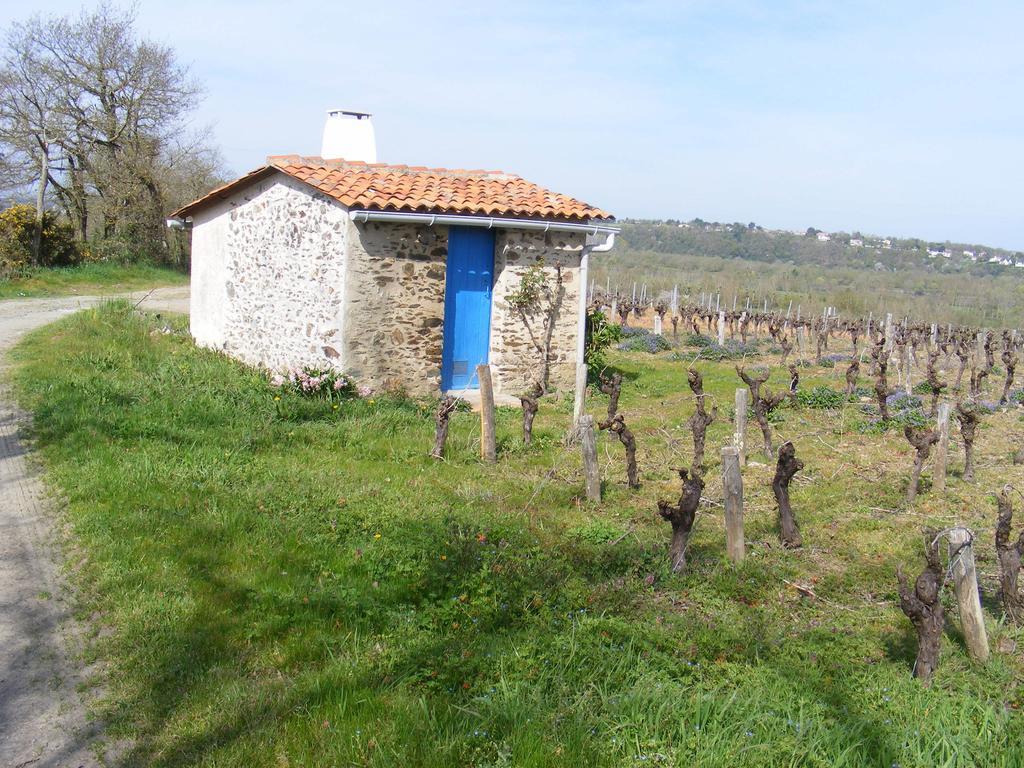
{"left": 189, "top": 198, "right": 232, "bottom": 349}
{"left": 188, "top": 173, "right": 350, "bottom": 372}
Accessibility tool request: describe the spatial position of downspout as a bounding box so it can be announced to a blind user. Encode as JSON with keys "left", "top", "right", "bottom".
{"left": 573, "top": 230, "right": 616, "bottom": 423}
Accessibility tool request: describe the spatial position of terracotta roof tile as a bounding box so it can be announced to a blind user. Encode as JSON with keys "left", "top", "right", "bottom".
{"left": 172, "top": 155, "right": 613, "bottom": 222}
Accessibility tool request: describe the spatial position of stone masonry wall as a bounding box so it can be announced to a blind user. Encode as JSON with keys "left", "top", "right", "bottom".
{"left": 342, "top": 220, "right": 450, "bottom": 393}
{"left": 220, "top": 176, "right": 349, "bottom": 372}
{"left": 200, "top": 176, "right": 585, "bottom": 397}
{"left": 489, "top": 230, "right": 584, "bottom": 396}
{"left": 342, "top": 223, "right": 583, "bottom": 397}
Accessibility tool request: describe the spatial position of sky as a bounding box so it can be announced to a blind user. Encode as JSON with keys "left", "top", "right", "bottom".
{"left": 5, "top": 1, "right": 1023, "bottom": 249}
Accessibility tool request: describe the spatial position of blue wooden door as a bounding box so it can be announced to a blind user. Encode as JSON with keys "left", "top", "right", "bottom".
{"left": 441, "top": 227, "right": 495, "bottom": 390}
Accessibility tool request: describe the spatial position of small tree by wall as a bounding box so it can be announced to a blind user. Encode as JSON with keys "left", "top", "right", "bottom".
{"left": 507, "top": 260, "right": 565, "bottom": 394}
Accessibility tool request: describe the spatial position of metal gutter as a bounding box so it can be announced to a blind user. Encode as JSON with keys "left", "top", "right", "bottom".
{"left": 349, "top": 209, "right": 619, "bottom": 236}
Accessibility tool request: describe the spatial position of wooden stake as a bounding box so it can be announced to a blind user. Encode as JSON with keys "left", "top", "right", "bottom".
{"left": 947, "top": 528, "right": 990, "bottom": 662}
{"left": 734, "top": 388, "right": 748, "bottom": 466}
{"left": 933, "top": 403, "right": 951, "bottom": 493}
{"left": 580, "top": 414, "right": 601, "bottom": 502}
{"left": 721, "top": 446, "right": 745, "bottom": 564}
{"left": 904, "top": 343, "right": 913, "bottom": 395}
{"left": 718, "top": 310, "right": 726, "bottom": 346}
{"left": 572, "top": 361, "right": 588, "bottom": 423}
{"left": 477, "top": 364, "right": 496, "bottom": 463}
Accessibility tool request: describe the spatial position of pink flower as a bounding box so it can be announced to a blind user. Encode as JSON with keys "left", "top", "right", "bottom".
{"left": 270, "top": 374, "right": 285, "bottom": 387}
{"left": 357, "top": 385, "right": 374, "bottom": 398}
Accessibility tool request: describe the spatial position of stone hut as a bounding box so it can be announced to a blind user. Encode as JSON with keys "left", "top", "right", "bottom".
{"left": 171, "top": 155, "right": 617, "bottom": 399}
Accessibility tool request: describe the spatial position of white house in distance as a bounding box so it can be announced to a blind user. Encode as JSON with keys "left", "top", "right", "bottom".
{"left": 169, "top": 111, "right": 617, "bottom": 400}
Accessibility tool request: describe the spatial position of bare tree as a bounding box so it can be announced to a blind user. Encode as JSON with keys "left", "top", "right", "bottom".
{"left": 508, "top": 262, "right": 565, "bottom": 394}
{"left": 519, "top": 381, "right": 542, "bottom": 446}
{"left": 924, "top": 348, "right": 946, "bottom": 417}
{"left": 736, "top": 365, "right": 786, "bottom": 456}
{"left": 430, "top": 395, "right": 459, "bottom": 459}
{"left": 0, "top": 26, "right": 66, "bottom": 259}
{"left": 657, "top": 467, "right": 703, "bottom": 572}
{"left": 685, "top": 367, "right": 716, "bottom": 475}
{"left": 904, "top": 425, "right": 939, "bottom": 505}
{"left": 772, "top": 441, "right": 803, "bottom": 548}
{"left": 598, "top": 371, "right": 623, "bottom": 422}
{"left": 896, "top": 534, "right": 946, "bottom": 685}
{"left": 956, "top": 401, "right": 981, "bottom": 482}
{"left": 599, "top": 413, "right": 638, "bottom": 489}
{"left": 0, "top": 4, "right": 207, "bottom": 254}
{"left": 1000, "top": 342, "right": 1018, "bottom": 405}
{"left": 845, "top": 358, "right": 860, "bottom": 396}
{"left": 995, "top": 487, "right": 1024, "bottom": 624}
{"left": 870, "top": 338, "right": 895, "bottom": 421}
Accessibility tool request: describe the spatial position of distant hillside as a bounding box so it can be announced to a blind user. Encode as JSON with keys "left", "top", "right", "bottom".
{"left": 589, "top": 220, "right": 1024, "bottom": 328}
{"left": 618, "top": 219, "right": 1023, "bottom": 275}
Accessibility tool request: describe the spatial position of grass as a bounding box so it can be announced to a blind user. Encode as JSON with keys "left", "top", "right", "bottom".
{"left": 0, "top": 262, "right": 188, "bottom": 299}
{"left": 10, "top": 303, "right": 1024, "bottom": 767}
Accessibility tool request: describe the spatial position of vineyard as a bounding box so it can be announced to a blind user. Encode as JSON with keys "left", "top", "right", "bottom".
{"left": 11, "top": 301, "right": 1024, "bottom": 766}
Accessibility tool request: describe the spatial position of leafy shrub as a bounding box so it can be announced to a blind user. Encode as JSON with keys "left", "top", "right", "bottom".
{"left": 585, "top": 309, "right": 621, "bottom": 376}
{"left": 912, "top": 381, "right": 934, "bottom": 395}
{"left": 617, "top": 330, "right": 671, "bottom": 354}
{"left": 818, "top": 353, "right": 850, "bottom": 369}
{"left": 83, "top": 236, "right": 140, "bottom": 265}
{"left": 855, "top": 391, "right": 927, "bottom": 432}
{"left": 886, "top": 392, "right": 923, "bottom": 411}
{"left": 795, "top": 385, "right": 845, "bottom": 409}
{"left": 270, "top": 366, "right": 361, "bottom": 399}
{"left": 566, "top": 519, "right": 626, "bottom": 545}
{"left": 685, "top": 332, "right": 714, "bottom": 347}
{"left": 1008, "top": 388, "right": 1024, "bottom": 405}
{"left": 0, "top": 204, "right": 82, "bottom": 276}
{"left": 682, "top": 338, "right": 761, "bottom": 361}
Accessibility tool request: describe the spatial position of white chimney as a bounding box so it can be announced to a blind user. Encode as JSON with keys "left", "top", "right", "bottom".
{"left": 321, "top": 109, "right": 376, "bottom": 162}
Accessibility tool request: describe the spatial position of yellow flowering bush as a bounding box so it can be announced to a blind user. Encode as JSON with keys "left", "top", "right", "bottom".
{"left": 0, "top": 204, "right": 82, "bottom": 277}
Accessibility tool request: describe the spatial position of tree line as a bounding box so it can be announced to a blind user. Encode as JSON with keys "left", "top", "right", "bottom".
{"left": 621, "top": 220, "right": 1022, "bottom": 277}
{"left": 0, "top": 2, "right": 226, "bottom": 268}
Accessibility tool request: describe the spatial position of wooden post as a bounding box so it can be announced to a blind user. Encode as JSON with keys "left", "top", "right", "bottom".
{"left": 884, "top": 313, "right": 893, "bottom": 353}
{"left": 477, "top": 364, "right": 496, "bottom": 464}
{"left": 948, "top": 528, "right": 990, "bottom": 662}
{"left": 904, "top": 343, "right": 913, "bottom": 395}
{"left": 572, "top": 361, "right": 588, "bottom": 424}
{"left": 734, "top": 388, "right": 748, "bottom": 467}
{"left": 721, "top": 446, "right": 745, "bottom": 564}
{"left": 580, "top": 414, "right": 601, "bottom": 502}
{"left": 717, "top": 310, "right": 726, "bottom": 346}
{"left": 653, "top": 314, "right": 663, "bottom": 336}
{"left": 933, "top": 402, "right": 951, "bottom": 494}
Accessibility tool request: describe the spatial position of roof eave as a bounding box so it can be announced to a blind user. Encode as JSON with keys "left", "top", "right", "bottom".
{"left": 170, "top": 165, "right": 279, "bottom": 220}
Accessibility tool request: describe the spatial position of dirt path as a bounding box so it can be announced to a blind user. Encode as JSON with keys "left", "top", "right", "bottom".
{"left": 0, "top": 286, "right": 189, "bottom": 768}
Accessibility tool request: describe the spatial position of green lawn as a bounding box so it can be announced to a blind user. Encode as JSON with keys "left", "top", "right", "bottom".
{"left": 0, "top": 262, "right": 187, "bottom": 299}
{"left": 10, "top": 304, "right": 1024, "bottom": 767}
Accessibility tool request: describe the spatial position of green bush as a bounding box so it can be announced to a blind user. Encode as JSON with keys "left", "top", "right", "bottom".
{"left": 585, "top": 309, "right": 621, "bottom": 377}
{"left": 795, "top": 385, "right": 845, "bottom": 409}
{"left": 0, "top": 204, "right": 82, "bottom": 276}
{"left": 83, "top": 236, "right": 141, "bottom": 265}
